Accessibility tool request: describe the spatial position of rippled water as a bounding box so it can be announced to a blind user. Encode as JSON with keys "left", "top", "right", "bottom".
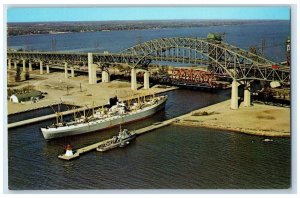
{"left": 8, "top": 89, "right": 290, "bottom": 189}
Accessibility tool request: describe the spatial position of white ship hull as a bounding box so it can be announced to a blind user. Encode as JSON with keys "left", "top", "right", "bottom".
{"left": 41, "top": 96, "right": 167, "bottom": 139}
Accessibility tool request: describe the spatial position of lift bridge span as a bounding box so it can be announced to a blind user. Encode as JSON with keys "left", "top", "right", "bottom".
{"left": 7, "top": 37, "right": 290, "bottom": 109}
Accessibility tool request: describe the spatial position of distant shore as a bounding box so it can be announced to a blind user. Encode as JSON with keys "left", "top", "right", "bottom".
{"left": 7, "top": 19, "right": 287, "bottom": 37}
{"left": 174, "top": 100, "right": 290, "bottom": 137}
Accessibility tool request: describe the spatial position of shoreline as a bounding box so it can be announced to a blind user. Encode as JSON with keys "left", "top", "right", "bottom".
{"left": 7, "top": 20, "right": 286, "bottom": 37}
{"left": 175, "top": 121, "right": 290, "bottom": 137}
{"left": 7, "top": 70, "right": 178, "bottom": 115}
{"left": 173, "top": 99, "right": 290, "bottom": 137}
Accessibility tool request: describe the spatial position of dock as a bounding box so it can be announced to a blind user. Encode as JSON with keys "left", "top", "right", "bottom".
{"left": 58, "top": 115, "right": 184, "bottom": 160}
{"left": 8, "top": 106, "right": 89, "bottom": 129}
{"left": 58, "top": 138, "right": 114, "bottom": 160}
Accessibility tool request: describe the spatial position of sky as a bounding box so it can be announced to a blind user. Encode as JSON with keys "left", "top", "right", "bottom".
{"left": 7, "top": 7, "right": 290, "bottom": 22}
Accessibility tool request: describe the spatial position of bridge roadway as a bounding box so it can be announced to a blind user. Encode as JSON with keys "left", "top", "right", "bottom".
{"left": 7, "top": 51, "right": 209, "bottom": 67}
{"left": 7, "top": 37, "right": 290, "bottom": 83}
{"left": 7, "top": 37, "right": 290, "bottom": 110}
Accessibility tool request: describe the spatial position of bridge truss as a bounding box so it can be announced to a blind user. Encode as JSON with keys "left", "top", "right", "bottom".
{"left": 121, "top": 37, "right": 290, "bottom": 84}
{"left": 7, "top": 37, "right": 290, "bottom": 84}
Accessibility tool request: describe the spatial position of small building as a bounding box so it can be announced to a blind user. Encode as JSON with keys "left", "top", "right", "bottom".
{"left": 10, "top": 91, "right": 43, "bottom": 103}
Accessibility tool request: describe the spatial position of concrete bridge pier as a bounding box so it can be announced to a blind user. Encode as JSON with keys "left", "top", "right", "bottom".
{"left": 88, "top": 53, "right": 97, "bottom": 84}
{"left": 8, "top": 59, "right": 11, "bottom": 70}
{"left": 39, "top": 61, "right": 43, "bottom": 74}
{"left": 29, "top": 62, "right": 32, "bottom": 72}
{"left": 64, "top": 62, "right": 68, "bottom": 78}
{"left": 244, "top": 81, "right": 251, "bottom": 107}
{"left": 88, "top": 53, "right": 92, "bottom": 83}
{"left": 102, "top": 70, "right": 110, "bottom": 83}
{"left": 71, "top": 66, "right": 75, "bottom": 77}
{"left": 14, "top": 61, "right": 17, "bottom": 69}
{"left": 92, "top": 64, "right": 97, "bottom": 84}
{"left": 144, "top": 71, "right": 150, "bottom": 89}
{"left": 230, "top": 79, "right": 239, "bottom": 110}
{"left": 131, "top": 68, "right": 137, "bottom": 90}
{"left": 22, "top": 59, "right": 26, "bottom": 72}
{"left": 46, "top": 64, "right": 50, "bottom": 74}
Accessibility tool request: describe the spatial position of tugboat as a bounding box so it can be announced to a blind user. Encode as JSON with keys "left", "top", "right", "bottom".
{"left": 96, "top": 127, "right": 136, "bottom": 152}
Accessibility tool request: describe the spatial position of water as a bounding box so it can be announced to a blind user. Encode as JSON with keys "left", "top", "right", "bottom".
{"left": 8, "top": 89, "right": 290, "bottom": 189}
{"left": 7, "top": 21, "right": 291, "bottom": 189}
{"left": 8, "top": 21, "right": 290, "bottom": 62}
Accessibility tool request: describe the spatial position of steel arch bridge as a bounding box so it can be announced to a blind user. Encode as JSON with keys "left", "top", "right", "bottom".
{"left": 7, "top": 37, "right": 290, "bottom": 84}
{"left": 121, "top": 37, "right": 290, "bottom": 84}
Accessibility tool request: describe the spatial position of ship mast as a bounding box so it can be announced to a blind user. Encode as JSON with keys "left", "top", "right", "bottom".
{"left": 73, "top": 106, "right": 76, "bottom": 120}
{"left": 55, "top": 103, "right": 63, "bottom": 124}
{"left": 56, "top": 112, "right": 59, "bottom": 125}
{"left": 92, "top": 101, "right": 94, "bottom": 118}
{"left": 83, "top": 107, "right": 86, "bottom": 119}
{"left": 127, "top": 98, "right": 131, "bottom": 107}
{"left": 56, "top": 112, "right": 63, "bottom": 125}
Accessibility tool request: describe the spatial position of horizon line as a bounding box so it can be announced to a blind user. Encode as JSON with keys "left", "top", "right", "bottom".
{"left": 7, "top": 19, "right": 290, "bottom": 23}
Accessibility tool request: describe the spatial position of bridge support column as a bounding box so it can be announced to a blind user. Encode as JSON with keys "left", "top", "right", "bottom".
{"left": 14, "top": 61, "right": 17, "bottom": 69}
{"left": 46, "top": 64, "right": 50, "bottom": 73}
{"left": 144, "top": 71, "right": 150, "bottom": 89}
{"left": 29, "top": 62, "right": 32, "bottom": 72}
{"left": 8, "top": 59, "right": 11, "bottom": 70}
{"left": 244, "top": 81, "right": 251, "bottom": 107}
{"left": 71, "top": 66, "right": 75, "bottom": 77}
{"left": 88, "top": 53, "right": 97, "bottom": 84}
{"left": 131, "top": 68, "right": 137, "bottom": 90}
{"left": 64, "top": 62, "right": 68, "bottom": 78}
{"left": 92, "top": 64, "right": 97, "bottom": 84}
{"left": 102, "top": 70, "right": 110, "bottom": 83}
{"left": 39, "top": 61, "right": 43, "bottom": 74}
{"left": 230, "top": 79, "right": 239, "bottom": 110}
{"left": 22, "top": 59, "right": 26, "bottom": 72}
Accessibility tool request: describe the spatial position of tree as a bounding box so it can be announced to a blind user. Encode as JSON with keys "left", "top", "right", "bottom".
{"left": 15, "top": 66, "right": 21, "bottom": 82}
{"left": 24, "top": 71, "right": 30, "bottom": 80}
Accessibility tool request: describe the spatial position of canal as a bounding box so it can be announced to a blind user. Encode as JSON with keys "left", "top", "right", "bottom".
{"left": 8, "top": 89, "right": 290, "bottom": 189}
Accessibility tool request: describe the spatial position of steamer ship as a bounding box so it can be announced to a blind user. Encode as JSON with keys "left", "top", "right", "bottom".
{"left": 41, "top": 94, "right": 167, "bottom": 139}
